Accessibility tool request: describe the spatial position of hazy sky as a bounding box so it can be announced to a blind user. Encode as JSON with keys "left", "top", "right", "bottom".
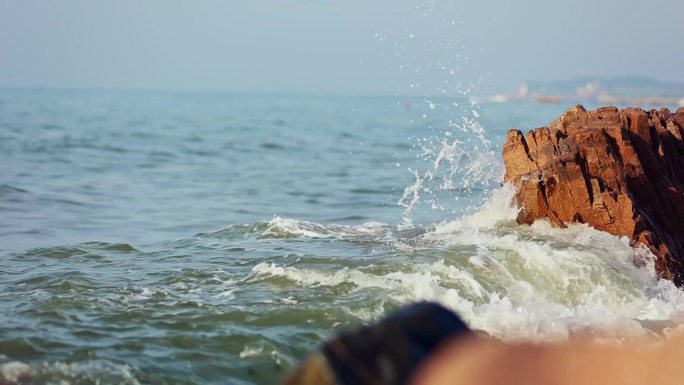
{"left": 1, "top": 0, "right": 682, "bottom": 95}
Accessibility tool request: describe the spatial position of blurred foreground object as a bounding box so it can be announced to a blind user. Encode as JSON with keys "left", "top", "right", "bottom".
{"left": 283, "top": 302, "right": 470, "bottom": 385}
{"left": 414, "top": 330, "right": 684, "bottom": 385}
{"left": 286, "top": 301, "right": 684, "bottom": 385}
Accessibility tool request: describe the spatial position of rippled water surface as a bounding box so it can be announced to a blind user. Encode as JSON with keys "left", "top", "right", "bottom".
{"left": 3, "top": 89, "right": 684, "bottom": 385}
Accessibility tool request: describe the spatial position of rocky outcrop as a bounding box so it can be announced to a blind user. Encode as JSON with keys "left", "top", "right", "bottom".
{"left": 503, "top": 105, "right": 684, "bottom": 284}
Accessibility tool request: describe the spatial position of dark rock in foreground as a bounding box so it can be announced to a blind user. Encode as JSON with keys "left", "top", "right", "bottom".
{"left": 503, "top": 105, "right": 684, "bottom": 284}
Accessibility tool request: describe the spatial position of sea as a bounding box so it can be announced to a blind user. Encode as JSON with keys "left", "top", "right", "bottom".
{"left": 2, "top": 88, "right": 684, "bottom": 385}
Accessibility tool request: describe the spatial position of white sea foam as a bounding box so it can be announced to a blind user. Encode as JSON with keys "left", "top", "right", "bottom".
{"left": 251, "top": 185, "right": 684, "bottom": 342}
{"left": 0, "top": 360, "right": 140, "bottom": 385}
{"left": 430, "top": 182, "right": 519, "bottom": 230}
{"left": 239, "top": 345, "right": 265, "bottom": 359}
{"left": 1, "top": 362, "right": 30, "bottom": 383}
{"left": 263, "top": 217, "right": 390, "bottom": 239}
{"left": 140, "top": 288, "right": 154, "bottom": 296}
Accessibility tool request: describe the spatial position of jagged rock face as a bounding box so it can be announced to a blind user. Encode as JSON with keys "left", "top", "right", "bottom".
{"left": 503, "top": 105, "right": 684, "bottom": 284}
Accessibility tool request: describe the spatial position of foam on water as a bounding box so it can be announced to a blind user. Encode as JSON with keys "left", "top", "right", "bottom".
{"left": 262, "top": 217, "right": 391, "bottom": 239}
{"left": 0, "top": 360, "right": 141, "bottom": 385}
{"left": 250, "top": 184, "right": 684, "bottom": 342}
{"left": 431, "top": 183, "right": 519, "bottom": 229}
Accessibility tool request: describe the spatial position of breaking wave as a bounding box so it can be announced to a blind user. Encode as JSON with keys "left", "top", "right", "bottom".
{"left": 249, "top": 184, "right": 684, "bottom": 342}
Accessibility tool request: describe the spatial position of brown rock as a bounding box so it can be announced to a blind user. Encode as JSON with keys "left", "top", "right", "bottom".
{"left": 503, "top": 105, "right": 684, "bottom": 284}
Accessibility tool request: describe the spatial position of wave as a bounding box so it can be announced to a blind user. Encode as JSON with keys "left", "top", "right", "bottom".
{"left": 261, "top": 217, "right": 391, "bottom": 239}
{"left": 197, "top": 217, "right": 392, "bottom": 241}
{"left": 249, "top": 184, "right": 684, "bottom": 342}
{"left": 10, "top": 184, "right": 684, "bottom": 346}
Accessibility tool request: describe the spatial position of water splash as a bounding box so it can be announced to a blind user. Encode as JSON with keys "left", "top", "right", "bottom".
{"left": 373, "top": 2, "right": 502, "bottom": 226}
{"left": 397, "top": 104, "right": 503, "bottom": 227}
{"left": 248, "top": 185, "right": 684, "bottom": 343}
{"left": 397, "top": 169, "right": 432, "bottom": 228}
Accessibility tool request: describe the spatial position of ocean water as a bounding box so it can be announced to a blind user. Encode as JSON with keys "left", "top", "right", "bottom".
{"left": 2, "top": 88, "right": 684, "bottom": 385}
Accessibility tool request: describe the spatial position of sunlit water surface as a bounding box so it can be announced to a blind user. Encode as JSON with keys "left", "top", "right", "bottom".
{"left": 2, "top": 89, "right": 684, "bottom": 385}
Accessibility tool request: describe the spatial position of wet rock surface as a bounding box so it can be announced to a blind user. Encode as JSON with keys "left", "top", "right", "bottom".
{"left": 503, "top": 105, "right": 684, "bottom": 284}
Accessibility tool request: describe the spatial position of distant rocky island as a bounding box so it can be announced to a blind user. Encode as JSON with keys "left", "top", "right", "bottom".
{"left": 483, "top": 76, "right": 684, "bottom": 107}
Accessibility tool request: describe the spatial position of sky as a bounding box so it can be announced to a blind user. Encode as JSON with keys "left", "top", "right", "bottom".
{"left": 1, "top": 0, "right": 682, "bottom": 96}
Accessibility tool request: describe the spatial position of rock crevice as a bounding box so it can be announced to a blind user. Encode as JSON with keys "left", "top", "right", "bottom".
{"left": 503, "top": 105, "right": 684, "bottom": 284}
